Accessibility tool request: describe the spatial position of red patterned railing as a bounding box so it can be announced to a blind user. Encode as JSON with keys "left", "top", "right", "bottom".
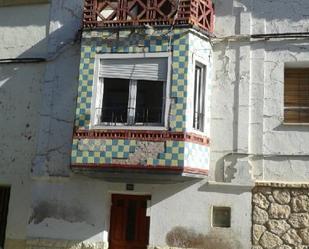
{"left": 83, "top": 0, "right": 214, "bottom": 33}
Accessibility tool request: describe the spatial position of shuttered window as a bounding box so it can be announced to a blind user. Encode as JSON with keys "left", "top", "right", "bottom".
{"left": 94, "top": 56, "right": 168, "bottom": 126}
{"left": 0, "top": 187, "right": 10, "bottom": 249}
{"left": 284, "top": 69, "right": 309, "bottom": 123}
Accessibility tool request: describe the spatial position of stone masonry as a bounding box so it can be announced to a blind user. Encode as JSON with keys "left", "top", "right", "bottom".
{"left": 252, "top": 183, "right": 309, "bottom": 249}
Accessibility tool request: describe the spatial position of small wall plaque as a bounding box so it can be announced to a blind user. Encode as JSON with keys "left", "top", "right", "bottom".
{"left": 126, "top": 183, "right": 134, "bottom": 191}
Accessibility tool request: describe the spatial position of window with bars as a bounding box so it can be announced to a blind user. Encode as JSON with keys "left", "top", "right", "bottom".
{"left": 193, "top": 62, "right": 206, "bottom": 132}
{"left": 284, "top": 68, "right": 309, "bottom": 123}
{"left": 92, "top": 54, "right": 169, "bottom": 127}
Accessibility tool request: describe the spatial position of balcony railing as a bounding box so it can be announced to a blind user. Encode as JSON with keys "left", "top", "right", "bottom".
{"left": 83, "top": 0, "right": 214, "bottom": 33}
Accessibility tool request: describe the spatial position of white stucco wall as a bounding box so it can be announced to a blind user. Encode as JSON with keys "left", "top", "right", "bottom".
{"left": 0, "top": 1, "right": 83, "bottom": 247}
{"left": 211, "top": 0, "right": 309, "bottom": 183}
{"left": 0, "top": 56, "right": 48, "bottom": 245}
{"left": 27, "top": 178, "right": 251, "bottom": 249}
{"left": 0, "top": 4, "right": 49, "bottom": 58}
{"left": 2, "top": 0, "right": 309, "bottom": 248}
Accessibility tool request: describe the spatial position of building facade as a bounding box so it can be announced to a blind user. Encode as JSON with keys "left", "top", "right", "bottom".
{"left": 0, "top": 0, "right": 309, "bottom": 249}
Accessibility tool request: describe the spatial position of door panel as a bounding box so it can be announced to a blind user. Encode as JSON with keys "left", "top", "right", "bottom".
{"left": 109, "top": 195, "right": 150, "bottom": 249}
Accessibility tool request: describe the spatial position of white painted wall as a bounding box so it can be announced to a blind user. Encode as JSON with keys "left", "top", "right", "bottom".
{"left": 27, "top": 178, "right": 251, "bottom": 249}
{"left": 0, "top": 4, "right": 49, "bottom": 58}
{"left": 2, "top": 0, "right": 309, "bottom": 248}
{"left": 211, "top": 0, "right": 309, "bottom": 183}
{"left": 0, "top": 57, "right": 49, "bottom": 246}
{"left": 0, "top": 0, "right": 83, "bottom": 246}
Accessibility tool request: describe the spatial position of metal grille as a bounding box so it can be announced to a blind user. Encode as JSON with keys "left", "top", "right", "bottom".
{"left": 0, "top": 187, "right": 10, "bottom": 249}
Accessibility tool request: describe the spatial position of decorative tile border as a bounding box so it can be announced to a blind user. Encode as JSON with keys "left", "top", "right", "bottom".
{"left": 74, "top": 129, "right": 210, "bottom": 145}
{"left": 71, "top": 139, "right": 185, "bottom": 166}
{"left": 184, "top": 142, "right": 209, "bottom": 169}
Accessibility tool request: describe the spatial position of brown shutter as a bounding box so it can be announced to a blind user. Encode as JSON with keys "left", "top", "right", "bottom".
{"left": 284, "top": 69, "right": 309, "bottom": 123}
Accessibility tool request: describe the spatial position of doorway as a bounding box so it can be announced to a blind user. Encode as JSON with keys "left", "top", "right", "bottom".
{"left": 0, "top": 187, "right": 10, "bottom": 249}
{"left": 109, "top": 194, "right": 150, "bottom": 249}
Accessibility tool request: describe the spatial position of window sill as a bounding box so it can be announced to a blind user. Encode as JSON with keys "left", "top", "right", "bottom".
{"left": 282, "top": 122, "right": 309, "bottom": 126}
{"left": 186, "top": 127, "right": 207, "bottom": 137}
{"left": 90, "top": 125, "right": 168, "bottom": 131}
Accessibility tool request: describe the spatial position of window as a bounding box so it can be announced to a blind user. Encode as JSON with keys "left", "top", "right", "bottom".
{"left": 92, "top": 54, "right": 170, "bottom": 127}
{"left": 193, "top": 63, "right": 206, "bottom": 131}
{"left": 284, "top": 68, "right": 309, "bottom": 123}
{"left": 212, "top": 206, "right": 231, "bottom": 228}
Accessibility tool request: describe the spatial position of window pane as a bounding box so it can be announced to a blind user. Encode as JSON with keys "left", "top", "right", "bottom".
{"left": 101, "top": 78, "right": 129, "bottom": 123}
{"left": 135, "top": 80, "right": 164, "bottom": 124}
{"left": 193, "top": 64, "right": 206, "bottom": 131}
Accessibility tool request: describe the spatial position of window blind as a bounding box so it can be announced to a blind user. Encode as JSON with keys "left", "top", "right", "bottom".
{"left": 99, "top": 57, "right": 168, "bottom": 81}
{"left": 284, "top": 68, "right": 309, "bottom": 123}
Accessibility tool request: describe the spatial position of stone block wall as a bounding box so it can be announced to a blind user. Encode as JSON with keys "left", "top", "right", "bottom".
{"left": 252, "top": 183, "right": 309, "bottom": 249}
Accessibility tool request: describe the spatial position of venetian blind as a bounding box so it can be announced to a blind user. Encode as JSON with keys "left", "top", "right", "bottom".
{"left": 99, "top": 57, "right": 168, "bottom": 81}
{"left": 284, "top": 68, "right": 309, "bottom": 123}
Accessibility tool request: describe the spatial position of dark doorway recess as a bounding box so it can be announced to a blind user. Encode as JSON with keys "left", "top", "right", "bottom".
{"left": 0, "top": 186, "right": 10, "bottom": 248}
{"left": 109, "top": 194, "right": 150, "bottom": 249}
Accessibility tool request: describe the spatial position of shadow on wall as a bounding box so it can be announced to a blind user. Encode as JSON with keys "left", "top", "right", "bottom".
{"left": 166, "top": 226, "right": 242, "bottom": 249}
{"left": 0, "top": 1, "right": 83, "bottom": 177}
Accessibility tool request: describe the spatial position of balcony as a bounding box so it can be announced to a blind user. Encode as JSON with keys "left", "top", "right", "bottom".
{"left": 83, "top": 0, "right": 214, "bottom": 33}
{"left": 71, "top": 129, "right": 209, "bottom": 183}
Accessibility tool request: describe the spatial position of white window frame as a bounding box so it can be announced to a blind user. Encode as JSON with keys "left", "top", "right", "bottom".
{"left": 192, "top": 59, "right": 207, "bottom": 133}
{"left": 90, "top": 52, "right": 171, "bottom": 130}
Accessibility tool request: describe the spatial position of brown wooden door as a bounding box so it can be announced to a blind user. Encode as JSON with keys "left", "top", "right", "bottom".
{"left": 109, "top": 194, "right": 150, "bottom": 249}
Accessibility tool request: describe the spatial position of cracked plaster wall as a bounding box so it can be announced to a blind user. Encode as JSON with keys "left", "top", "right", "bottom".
{"left": 211, "top": 0, "right": 309, "bottom": 183}
{"left": 32, "top": 0, "right": 83, "bottom": 177}
{"left": 0, "top": 3, "right": 51, "bottom": 246}
{"left": 0, "top": 0, "right": 83, "bottom": 247}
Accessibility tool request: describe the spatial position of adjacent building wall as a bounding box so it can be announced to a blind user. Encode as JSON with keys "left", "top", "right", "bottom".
{"left": 0, "top": 3, "right": 50, "bottom": 248}
{"left": 211, "top": 0, "right": 309, "bottom": 182}
{"left": 212, "top": 1, "right": 309, "bottom": 248}
{"left": 0, "top": 1, "right": 83, "bottom": 248}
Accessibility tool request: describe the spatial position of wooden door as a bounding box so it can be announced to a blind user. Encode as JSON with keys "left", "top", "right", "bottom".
{"left": 109, "top": 194, "right": 150, "bottom": 249}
